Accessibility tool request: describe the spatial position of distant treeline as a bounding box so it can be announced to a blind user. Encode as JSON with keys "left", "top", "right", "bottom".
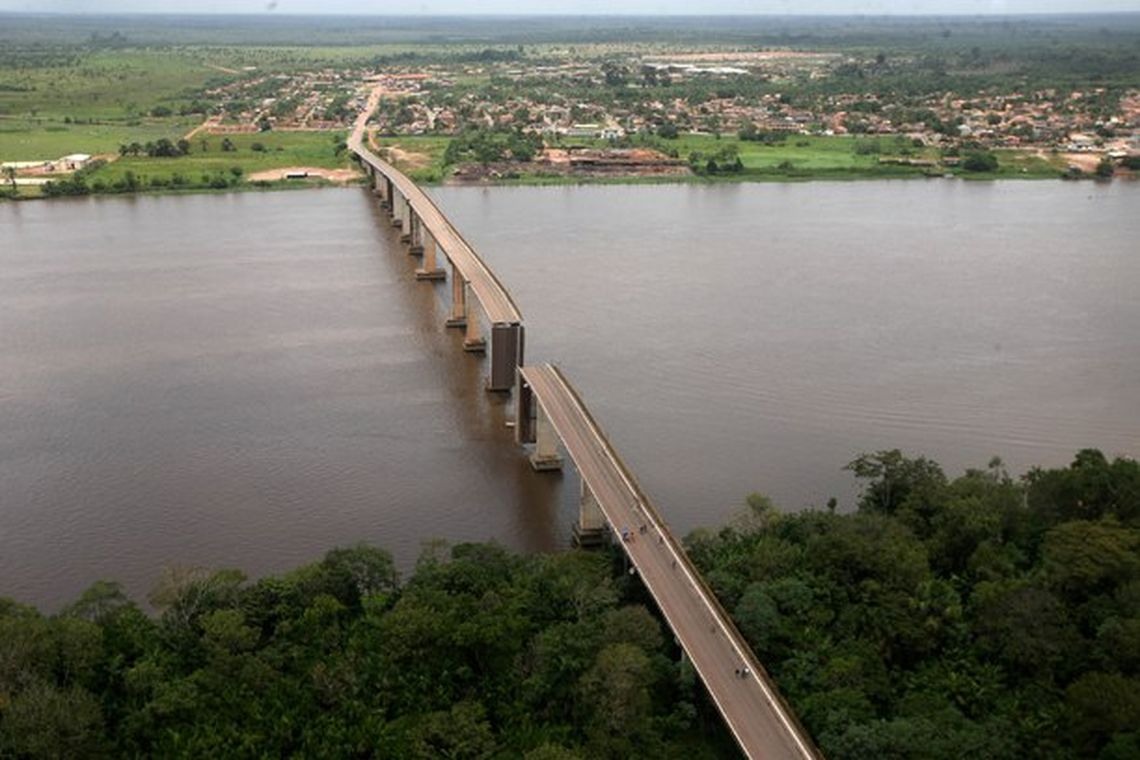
{"left": 1, "top": 13, "right": 1138, "bottom": 50}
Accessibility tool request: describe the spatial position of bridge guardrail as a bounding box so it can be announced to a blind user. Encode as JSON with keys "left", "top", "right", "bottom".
{"left": 351, "top": 142, "right": 523, "bottom": 324}
{"left": 549, "top": 364, "right": 822, "bottom": 760}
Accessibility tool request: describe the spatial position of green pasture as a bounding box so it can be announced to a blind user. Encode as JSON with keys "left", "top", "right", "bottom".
{"left": 0, "top": 117, "right": 200, "bottom": 161}
{"left": 989, "top": 149, "right": 1065, "bottom": 178}
{"left": 87, "top": 131, "right": 351, "bottom": 185}
{"left": 0, "top": 50, "right": 230, "bottom": 121}
{"left": 662, "top": 133, "right": 935, "bottom": 170}
{"left": 0, "top": 48, "right": 233, "bottom": 161}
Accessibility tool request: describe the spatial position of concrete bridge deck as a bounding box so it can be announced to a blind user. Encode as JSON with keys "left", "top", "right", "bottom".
{"left": 347, "top": 124, "right": 521, "bottom": 327}
{"left": 517, "top": 364, "right": 820, "bottom": 760}
{"left": 348, "top": 94, "right": 523, "bottom": 390}
{"left": 348, "top": 89, "right": 818, "bottom": 759}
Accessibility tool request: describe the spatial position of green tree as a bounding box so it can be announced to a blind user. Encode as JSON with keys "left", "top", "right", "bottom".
{"left": 962, "top": 151, "right": 999, "bottom": 172}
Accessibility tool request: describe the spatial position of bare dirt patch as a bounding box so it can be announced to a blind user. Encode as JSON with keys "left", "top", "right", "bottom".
{"left": 247, "top": 166, "right": 362, "bottom": 184}
{"left": 1058, "top": 152, "right": 1102, "bottom": 173}
{"left": 366, "top": 130, "right": 433, "bottom": 171}
{"left": 383, "top": 146, "right": 432, "bottom": 171}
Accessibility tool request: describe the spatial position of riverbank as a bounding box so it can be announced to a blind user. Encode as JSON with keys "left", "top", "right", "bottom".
{"left": 6, "top": 162, "right": 1129, "bottom": 201}
{"left": 377, "top": 133, "right": 1077, "bottom": 185}
{"left": 6, "top": 131, "right": 1135, "bottom": 201}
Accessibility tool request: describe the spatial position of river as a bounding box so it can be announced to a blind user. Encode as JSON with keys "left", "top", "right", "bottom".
{"left": 2, "top": 180, "right": 1137, "bottom": 609}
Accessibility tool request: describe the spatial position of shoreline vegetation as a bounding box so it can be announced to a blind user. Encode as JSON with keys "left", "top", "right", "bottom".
{"left": 3, "top": 131, "right": 1129, "bottom": 202}
{"left": 2, "top": 449, "right": 1138, "bottom": 758}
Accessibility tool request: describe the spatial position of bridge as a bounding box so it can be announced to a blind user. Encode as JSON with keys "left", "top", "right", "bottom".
{"left": 348, "top": 93, "right": 820, "bottom": 760}
{"left": 347, "top": 92, "right": 523, "bottom": 391}
{"left": 517, "top": 364, "right": 819, "bottom": 760}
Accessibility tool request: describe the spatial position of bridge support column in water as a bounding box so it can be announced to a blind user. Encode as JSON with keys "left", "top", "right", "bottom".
{"left": 382, "top": 177, "right": 393, "bottom": 210}
{"left": 445, "top": 262, "right": 467, "bottom": 328}
{"left": 391, "top": 191, "right": 404, "bottom": 228}
{"left": 530, "top": 401, "right": 563, "bottom": 471}
{"left": 487, "top": 324, "right": 523, "bottom": 393}
{"left": 409, "top": 213, "right": 424, "bottom": 255}
{"left": 377, "top": 173, "right": 388, "bottom": 206}
{"left": 415, "top": 232, "right": 446, "bottom": 280}
{"left": 463, "top": 287, "right": 486, "bottom": 353}
{"left": 399, "top": 199, "right": 413, "bottom": 243}
{"left": 574, "top": 480, "right": 607, "bottom": 547}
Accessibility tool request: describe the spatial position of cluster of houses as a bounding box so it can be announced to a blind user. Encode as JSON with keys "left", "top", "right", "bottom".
{"left": 203, "top": 68, "right": 365, "bottom": 131}
{"left": 162, "top": 54, "right": 1140, "bottom": 161}
{"left": 360, "top": 57, "right": 1139, "bottom": 160}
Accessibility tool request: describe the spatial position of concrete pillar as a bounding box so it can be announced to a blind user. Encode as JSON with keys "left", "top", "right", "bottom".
{"left": 415, "top": 232, "right": 446, "bottom": 280}
{"left": 515, "top": 374, "right": 535, "bottom": 444}
{"left": 445, "top": 264, "right": 466, "bottom": 328}
{"left": 529, "top": 402, "right": 563, "bottom": 471}
{"left": 409, "top": 214, "right": 423, "bottom": 255}
{"left": 391, "top": 191, "right": 404, "bottom": 227}
{"left": 377, "top": 172, "right": 389, "bottom": 206}
{"left": 580, "top": 480, "right": 606, "bottom": 530}
{"left": 400, "top": 202, "right": 413, "bottom": 243}
{"left": 573, "top": 479, "right": 607, "bottom": 547}
{"left": 487, "top": 324, "right": 523, "bottom": 393}
{"left": 463, "top": 289, "right": 485, "bottom": 353}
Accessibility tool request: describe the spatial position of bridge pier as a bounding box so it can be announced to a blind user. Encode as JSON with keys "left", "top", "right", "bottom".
{"left": 381, "top": 177, "right": 393, "bottom": 210}
{"left": 379, "top": 175, "right": 391, "bottom": 208}
{"left": 391, "top": 191, "right": 404, "bottom": 228}
{"left": 529, "top": 400, "right": 563, "bottom": 472}
{"left": 409, "top": 213, "right": 424, "bottom": 255}
{"left": 400, "top": 199, "right": 413, "bottom": 243}
{"left": 415, "top": 232, "right": 446, "bottom": 280}
{"left": 445, "top": 262, "right": 467, "bottom": 328}
{"left": 574, "top": 480, "right": 607, "bottom": 547}
{"left": 486, "top": 324, "right": 523, "bottom": 392}
{"left": 516, "top": 373, "right": 535, "bottom": 444}
{"left": 371, "top": 167, "right": 384, "bottom": 200}
{"left": 463, "top": 289, "right": 486, "bottom": 353}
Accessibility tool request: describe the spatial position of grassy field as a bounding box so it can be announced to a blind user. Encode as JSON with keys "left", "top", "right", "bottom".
{"left": 990, "top": 149, "right": 1066, "bottom": 178}
{"left": 86, "top": 130, "right": 352, "bottom": 186}
{"left": 0, "top": 48, "right": 233, "bottom": 162}
{"left": 0, "top": 116, "right": 202, "bottom": 160}
{"left": 0, "top": 50, "right": 227, "bottom": 120}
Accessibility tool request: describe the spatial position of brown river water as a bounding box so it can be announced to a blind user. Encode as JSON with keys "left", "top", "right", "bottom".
{"left": 2, "top": 180, "right": 1137, "bottom": 610}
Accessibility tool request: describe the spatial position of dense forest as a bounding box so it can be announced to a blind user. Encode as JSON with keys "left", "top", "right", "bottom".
{"left": 689, "top": 449, "right": 1140, "bottom": 759}
{"left": 0, "top": 544, "right": 733, "bottom": 757}
{"left": 2, "top": 449, "right": 1137, "bottom": 758}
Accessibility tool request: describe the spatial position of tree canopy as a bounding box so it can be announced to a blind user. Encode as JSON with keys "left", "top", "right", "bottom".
{"left": 688, "top": 449, "right": 1140, "bottom": 759}
{"left": 0, "top": 543, "right": 733, "bottom": 758}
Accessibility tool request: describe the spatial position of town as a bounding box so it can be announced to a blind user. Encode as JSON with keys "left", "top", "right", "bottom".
{"left": 3, "top": 15, "right": 1139, "bottom": 197}
{"left": 199, "top": 48, "right": 1139, "bottom": 179}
